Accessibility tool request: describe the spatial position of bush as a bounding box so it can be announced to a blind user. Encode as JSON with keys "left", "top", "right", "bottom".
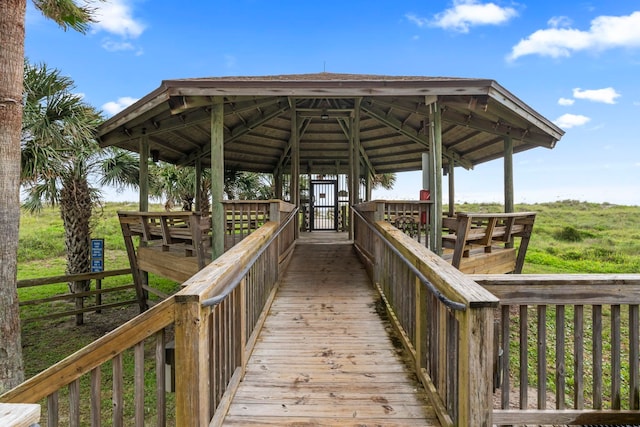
{"left": 555, "top": 226, "right": 583, "bottom": 242}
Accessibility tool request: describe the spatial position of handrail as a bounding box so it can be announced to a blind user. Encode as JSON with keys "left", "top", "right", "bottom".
{"left": 352, "top": 207, "right": 466, "bottom": 311}
{"left": 0, "top": 297, "right": 175, "bottom": 403}
{"left": 201, "top": 207, "right": 298, "bottom": 307}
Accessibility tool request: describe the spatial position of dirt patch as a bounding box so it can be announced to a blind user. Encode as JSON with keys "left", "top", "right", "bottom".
{"left": 22, "top": 304, "right": 143, "bottom": 378}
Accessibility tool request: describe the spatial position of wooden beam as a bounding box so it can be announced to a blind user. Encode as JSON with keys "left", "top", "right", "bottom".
{"left": 361, "top": 102, "right": 473, "bottom": 170}
{"left": 139, "top": 135, "right": 149, "bottom": 212}
{"left": 431, "top": 103, "right": 443, "bottom": 255}
{"left": 185, "top": 102, "right": 291, "bottom": 166}
{"left": 195, "top": 158, "right": 202, "bottom": 212}
{"left": 211, "top": 98, "right": 225, "bottom": 259}
{"left": 504, "top": 135, "right": 514, "bottom": 214}
{"left": 354, "top": 98, "right": 362, "bottom": 204}
{"left": 448, "top": 160, "right": 455, "bottom": 217}
{"left": 441, "top": 107, "right": 556, "bottom": 148}
{"left": 290, "top": 101, "right": 299, "bottom": 208}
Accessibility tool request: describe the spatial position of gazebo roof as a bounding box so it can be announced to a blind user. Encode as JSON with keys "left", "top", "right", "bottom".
{"left": 97, "top": 72, "right": 564, "bottom": 175}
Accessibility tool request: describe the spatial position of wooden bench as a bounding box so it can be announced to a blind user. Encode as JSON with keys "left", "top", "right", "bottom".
{"left": 442, "top": 212, "right": 536, "bottom": 274}
{"left": 118, "top": 211, "right": 212, "bottom": 288}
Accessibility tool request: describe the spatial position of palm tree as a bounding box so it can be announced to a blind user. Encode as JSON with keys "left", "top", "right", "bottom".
{"left": 371, "top": 173, "right": 397, "bottom": 190}
{"left": 21, "top": 61, "right": 139, "bottom": 325}
{"left": 0, "top": 0, "right": 97, "bottom": 393}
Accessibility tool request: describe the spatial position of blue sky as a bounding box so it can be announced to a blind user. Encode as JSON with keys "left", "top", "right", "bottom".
{"left": 25, "top": 0, "right": 640, "bottom": 205}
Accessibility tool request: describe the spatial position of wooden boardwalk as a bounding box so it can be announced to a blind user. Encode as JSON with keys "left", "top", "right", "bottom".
{"left": 222, "top": 234, "right": 440, "bottom": 426}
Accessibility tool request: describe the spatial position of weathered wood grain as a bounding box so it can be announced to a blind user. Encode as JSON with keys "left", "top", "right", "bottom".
{"left": 221, "top": 240, "right": 439, "bottom": 426}
{"left": 0, "top": 403, "right": 40, "bottom": 427}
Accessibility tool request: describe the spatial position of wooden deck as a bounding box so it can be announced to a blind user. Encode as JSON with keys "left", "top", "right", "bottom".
{"left": 222, "top": 237, "right": 440, "bottom": 426}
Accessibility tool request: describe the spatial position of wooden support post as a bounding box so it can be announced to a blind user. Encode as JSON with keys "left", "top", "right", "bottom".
{"left": 195, "top": 157, "right": 202, "bottom": 212}
{"left": 175, "top": 295, "right": 210, "bottom": 425}
{"left": 504, "top": 135, "right": 514, "bottom": 213}
{"left": 448, "top": 160, "right": 455, "bottom": 217}
{"left": 290, "top": 100, "right": 299, "bottom": 207}
{"left": 291, "top": 101, "right": 300, "bottom": 238}
{"left": 211, "top": 98, "right": 225, "bottom": 259}
{"left": 504, "top": 135, "right": 514, "bottom": 249}
{"left": 457, "top": 307, "right": 494, "bottom": 426}
{"left": 139, "top": 135, "right": 149, "bottom": 212}
{"left": 353, "top": 98, "right": 362, "bottom": 205}
{"left": 429, "top": 102, "right": 443, "bottom": 255}
{"left": 348, "top": 115, "right": 355, "bottom": 240}
{"left": 274, "top": 170, "right": 283, "bottom": 200}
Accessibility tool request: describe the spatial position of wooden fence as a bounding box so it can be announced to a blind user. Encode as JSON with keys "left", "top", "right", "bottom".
{"left": 1, "top": 202, "right": 297, "bottom": 426}
{"left": 17, "top": 269, "right": 133, "bottom": 324}
{"left": 473, "top": 274, "right": 640, "bottom": 426}
{"left": 353, "top": 202, "right": 499, "bottom": 426}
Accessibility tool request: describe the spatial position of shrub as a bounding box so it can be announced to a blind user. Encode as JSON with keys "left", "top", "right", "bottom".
{"left": 555, "top": 226, "right": 583, "bottom": 242}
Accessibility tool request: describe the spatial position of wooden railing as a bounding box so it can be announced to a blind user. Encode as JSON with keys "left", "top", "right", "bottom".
{"left": 379, "top": 200, "right": 433, "bottom": 246}
{"left": 221, "top": 200, "right": 271, "bottom": 249}
{"left": 353, "top": 202, "right": 499, "bottom": 426}
{"left": 442, "top": 211, "right": 536, "bottom": 273}
{"left": 1, "top": 202, "right": 297, "bottom": 426}
{"left": 473, "top": 274, "right": 640, "bottom": 426}
{"left": 17, "top": 268, "right": 133, "bottom": 323}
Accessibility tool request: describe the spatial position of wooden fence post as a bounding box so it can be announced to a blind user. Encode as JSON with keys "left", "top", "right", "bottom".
{"left": 175, "top": 294, "right": 210, "bottom": 425}
{"left": 457, "top": 306, "right": 494, "bottom": 426}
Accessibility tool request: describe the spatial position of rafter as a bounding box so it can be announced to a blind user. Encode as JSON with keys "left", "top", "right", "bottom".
{"left": 360, "top": 102, "right": 473, "bottom": 169}
{"left": 181, "top": 101, "right": 291, "bottom": 165}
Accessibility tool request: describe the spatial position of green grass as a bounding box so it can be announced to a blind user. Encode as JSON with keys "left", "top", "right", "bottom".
{"left": 450, "top": 201, "right": 640, "bottom": 274}
{"left": 14, "top": 200, "right": 640, "bottom": 420}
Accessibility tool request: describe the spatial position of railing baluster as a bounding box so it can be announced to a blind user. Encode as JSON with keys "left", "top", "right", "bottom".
{"left": 519, "top": 305, "right": 528, "bottom": 409}
{"left": 537, "top": 305, "right": 547, "bottom": 409}
{"left": 501, "top": 305, "right": 510, "bottom": 410}
{"left": 112, "top": 353, "right": 123, "bottom": 427}
{"left": 134, "top": 341, "right": 145, "bottom": 427}
{"left": 155, "top": 330, "right": 166, "bottom": 427}
{"left": 69, "top": 379, "right": 80, "bottom": 427}
{"left": 574, "top": 304, "right": 584, "bottom": 409}
{"left": 611, "top": 304, "right": 621, "bottom": 409}
{"left": 556, "top": 305, "right": 566, "bottom": 409}
{"left": 631, "top": 304, "right": 640, "bottom": 410}
{"left": 90, "top": 367, "right": 101, "bottom": 427}
{"left": 47, "top": 391, "right": 58, "bottom": 427}
{"left": 593, "top": 304, "right": 603, "bottom": 409}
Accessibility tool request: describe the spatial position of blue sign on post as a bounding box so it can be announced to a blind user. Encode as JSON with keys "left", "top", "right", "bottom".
{"left": 91, "top": 238, "right": 104, "bottom": 272}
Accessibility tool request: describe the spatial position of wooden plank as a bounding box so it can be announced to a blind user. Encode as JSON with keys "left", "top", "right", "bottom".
{"left": 493, "top": 409, "right": 640, "bottom": 425}
{"left": 220, "top": 242, "right": 439, "bottom": 426}
{"left": 0, "top": 403, "right": 40, "bottom": 427}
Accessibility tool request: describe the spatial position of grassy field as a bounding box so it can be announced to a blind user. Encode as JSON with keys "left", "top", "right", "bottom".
{"left": 13, "top": 200, "right": 640, "bottom": 420}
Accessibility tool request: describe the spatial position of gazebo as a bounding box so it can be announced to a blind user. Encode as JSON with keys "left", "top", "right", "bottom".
{"left": 97, "top": 72, "right": 564, "bottom": 258}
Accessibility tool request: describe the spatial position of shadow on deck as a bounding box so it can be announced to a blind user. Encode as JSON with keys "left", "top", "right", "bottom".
{"left": 223, "top": 234, "right": 440, "bottom": 426}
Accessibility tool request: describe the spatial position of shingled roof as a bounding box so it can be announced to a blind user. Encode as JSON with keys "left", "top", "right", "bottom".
{"left": 97, "top": 72, "right": 564, "bottom": 175}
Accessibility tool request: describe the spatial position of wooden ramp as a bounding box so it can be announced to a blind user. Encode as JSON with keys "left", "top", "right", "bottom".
{"left": 222, "top": 235, "right": 440, "bottom": 426}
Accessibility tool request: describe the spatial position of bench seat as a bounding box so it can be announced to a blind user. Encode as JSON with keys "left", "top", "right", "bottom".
{"left": 443, "top": 212, "right": 536, "bottom": 274}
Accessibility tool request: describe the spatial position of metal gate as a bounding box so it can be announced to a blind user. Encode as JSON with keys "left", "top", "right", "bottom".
{"left": 310, "top": 180, "right": 338, "bottom": 231}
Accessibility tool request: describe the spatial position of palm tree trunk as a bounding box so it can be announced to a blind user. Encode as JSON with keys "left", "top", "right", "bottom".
{"left": 0, "top": 0, "right": 26, "bottom": 392}
{"left": 61, "top": 176, "right": 93, "bottom": 326}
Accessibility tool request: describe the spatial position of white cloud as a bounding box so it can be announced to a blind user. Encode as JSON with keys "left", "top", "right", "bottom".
{"left": 405, "top": 13, "right": 428, "bottom": 28}
{"left": 547, "top": 16, "right": 572, "bottom": 28}
{"left": 102, "top": 97, "right": 139, "bottom": 116}
{"left": 558, "top": 97, "right": 575, "bottom": 106}
{"left": 91, "top": 0, "right": 145, "bottom": 54}
{"left": 573, "top": 87, "right": 620, "bottom": 104}
{"left": 92, "top": 0, "right": 145, "bottom": 38}
{"left": 406, "top": 0, "right": 517, "bottom": 33}
{"left": 509, "top": 11, "right": 640, "bottom": 60}
{"left": 101, "top": 39, "right": 135, "bottom": 52}
{"left": 554, "top": 113, "right": 591, "bottom": 129}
